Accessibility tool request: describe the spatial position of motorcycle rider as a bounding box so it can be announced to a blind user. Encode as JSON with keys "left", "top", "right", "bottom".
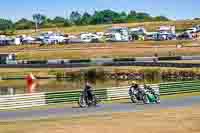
{"left": 144, "top": 84, "right": 156, "bottom": 95}
{"left": 84, "top": 82, "right": 94, "bottom": 104}
{"left": 129, "top": 81, "right": 140, "bottom": 96}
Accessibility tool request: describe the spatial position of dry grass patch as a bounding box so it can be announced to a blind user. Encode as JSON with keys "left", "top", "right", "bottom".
{"left": 15, "top": 20, "right": 200, "bottom": 35}
{"left": 17, "top": 44, "right": 200, "bottom": 60}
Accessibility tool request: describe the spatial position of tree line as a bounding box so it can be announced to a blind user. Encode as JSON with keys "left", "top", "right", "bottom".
{"left": 0, "top": 9, "right": 170, "bottom": 32}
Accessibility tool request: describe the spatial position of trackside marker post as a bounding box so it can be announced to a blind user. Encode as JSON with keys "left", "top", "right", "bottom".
{"left": 26, "top": 73, "right": 37, "bottom": 93}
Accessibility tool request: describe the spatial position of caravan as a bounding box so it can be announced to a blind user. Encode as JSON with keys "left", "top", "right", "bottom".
{"left": 105, "top": 27, "right": 130, "bottom": 42}
{"left": 37, "top": 32, "right": 67, "bottom": 44}
{"left": 156, "top": 26, "right": 176, "bottom": 40}
{"left": 80, "top": 33, "right": 101, "bottom": 43}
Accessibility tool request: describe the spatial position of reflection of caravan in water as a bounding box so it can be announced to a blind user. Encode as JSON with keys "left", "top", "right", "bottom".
{"left": 0, "top": 88, "right": 16, "bottom": 95}
{"left": 105, "top": 27, "right": 130, "bottom": 42}
{"left": 0, "top": 53, "right": 16, "bottom": 64}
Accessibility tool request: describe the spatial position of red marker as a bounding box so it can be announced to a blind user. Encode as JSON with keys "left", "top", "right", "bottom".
{"left": 26, "top": 73, "right": 37, "bottom": 93}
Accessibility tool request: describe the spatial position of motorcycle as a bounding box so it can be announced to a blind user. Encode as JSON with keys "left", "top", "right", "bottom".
{"left": 78, "top": 90, "right": 101, "bottom": 108}
{"left": 142, "top": 89, "right": 160, "bottom": 104}
{"left": 129, "top": 86, "right": 160, "bottom": 104}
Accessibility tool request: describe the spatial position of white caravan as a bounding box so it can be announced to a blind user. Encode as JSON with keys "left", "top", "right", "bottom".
{"left": 106, "top": 27, "right": 130, "bottom": 42}
{"left": 38, "top": 32, "right": 67, "bottom": 44}
{"left": 80, "top": 33, "right": 101, "bottom": 43}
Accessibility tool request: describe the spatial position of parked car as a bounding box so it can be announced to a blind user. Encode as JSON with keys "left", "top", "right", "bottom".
{"left": 37, "top": 32, "right": 67, "bottom": 44}
{"left": 186, "top": 28, "right": 197, "bottom": 33}
{"left": 177, "top": 32, "right": 193, "bottom": 40}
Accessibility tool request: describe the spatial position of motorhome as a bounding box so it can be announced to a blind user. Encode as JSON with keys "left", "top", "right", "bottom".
{"left": 156, "top": 26, "right": 176, "bottom": 40}
{"left": 129, "top": 27, "right": 146, "bottom": 35}
{"left": 0, "top": 35, "right": 12, "bottom": 45}
{"left": 106, "top": 27, "right": 130, "bottom": 42}
{"left": 129, "top": 27, "right": 146, "bottom": 40}
{"left": 38, "top": 32, "right": 67, "bottom": 44}
{"left": 186, "top": 28, "right": 197, "bottom": 33}
{"left": 22, "top": 36, "right": 36, "bottom": 44}
{"left": 80, "top": 33, "right": 101, "bottom": 43}
{"left": 158, "top": 26, "right": 176, "bottom": 34}
{"left": 145, "top": 32, "right": 158, "bottom": 40}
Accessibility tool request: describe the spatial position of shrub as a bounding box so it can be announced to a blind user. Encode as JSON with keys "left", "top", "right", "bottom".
{"left": 69, "top": 59, "right": 91, "bottom": 63}
{"left": 158, "top": 56, "right": 182, "bottom": 61}
{"left": 113, "top": 58, "right": 136, "bottom": 62}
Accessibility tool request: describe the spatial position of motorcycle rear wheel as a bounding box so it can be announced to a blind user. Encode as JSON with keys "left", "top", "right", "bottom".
{"left": 78, "top": 95, "right": 87, "bottom": 108}
{"left": 131, "top": 95, "right": 138, "bottom": 103}
{"left": 155, "top": 94, "right": 161, "bottom": 104}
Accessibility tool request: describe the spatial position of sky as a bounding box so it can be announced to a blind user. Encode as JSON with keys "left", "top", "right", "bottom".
{"left": 1, "top": 0, "right": 199, "bottom": 21}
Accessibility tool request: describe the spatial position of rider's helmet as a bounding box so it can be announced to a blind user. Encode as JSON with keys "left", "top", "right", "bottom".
{"left": 86, "top": 82, "right": 90, "bottom": 86}
{"left": 144, "top": 84, "right": 148, "bottom": 89}
{"left": 131, "top": 81, "right": 137, "bottom": 86}
{"left": 85, "top": 81, "right": 92, "bottom": 89}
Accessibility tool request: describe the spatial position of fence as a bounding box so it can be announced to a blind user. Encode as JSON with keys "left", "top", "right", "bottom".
{"left": 45, "top": 89, "right": 107, "bottom": 104}
{"left": 0, "top": 80, "right": 200, "bottom": 110}
{"left": 0, "top": 93, "right": 46, "bottom": 110}
{"left": 160, "top": 80, "right": 200, "bottom": 95}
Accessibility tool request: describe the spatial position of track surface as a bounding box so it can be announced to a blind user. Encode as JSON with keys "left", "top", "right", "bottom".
{"left": 0, "top": 96, "right": 199, "bottom": 122}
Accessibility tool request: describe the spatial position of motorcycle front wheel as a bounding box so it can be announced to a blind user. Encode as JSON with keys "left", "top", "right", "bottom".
{"left": 142, "top": 95, "right": 150, "bottom": 104}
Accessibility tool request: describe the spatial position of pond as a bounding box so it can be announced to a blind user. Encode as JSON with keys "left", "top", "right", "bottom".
{"left": 0, "top": 78, "right": 143, "bottom": 94}
{"left": 0, "top": 69, "right": 197, "bottom": 95}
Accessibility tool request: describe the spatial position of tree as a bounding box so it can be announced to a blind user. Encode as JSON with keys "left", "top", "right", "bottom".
{"left": 194, "top": 18, "right": 200, "bottom": 20}
{"left": 53, "top": 16, "right": 65, "bottom": 23}
{"left": 1, "top": 9, "right": 170, "bottom": 31}
{"left": 32, "top": 13, "right": 46, "bottom": 31}
{"left": 64, "top": 19, "right": 71, "bottom": 27}
{"left": 80, "top": 12, "right": 92, "bottom": 25}
{"left": 90, "top": 10, "right": 121, "bottom": 24}
{"left": 154, "top": 16, "right": 169, "bottom": 21}
{"left": 136, "top": 12, "right": 152, "bottom": 21}
{"left": 127, "top": 10, "right": 137, "bottom": 22}
{"left": 15, "top": 18, "right": 34, "bottom": 30}
{"left": 70, "top": 11, "right": 82, "bottom": 25}
{"left": 113, "top": 11, "right": 127, "bottom": 23}
{"left": 90, "top": 11, "right": 104, "bottom": 24}
{"left": 0, "top": 18, "right": 14, "bottom": 31}
{"left": 129, "top": 10, "right": 137, "bottom": 17}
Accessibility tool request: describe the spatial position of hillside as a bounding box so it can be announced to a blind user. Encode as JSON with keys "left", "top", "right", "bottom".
{"left": 15, "top": 20, "right": 200, "bottom": 35}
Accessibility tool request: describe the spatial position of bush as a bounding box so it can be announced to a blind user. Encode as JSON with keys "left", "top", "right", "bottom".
{"left": 56, "top": 72, "right": 64, "bottom": 81}
{"left": 139, "top": 68, "right": 161, "bottom": 83}
{"left": 83, "top": 69, "right": 97, "bottom": 84}
{"left": 27, "top": 60, "right": 47, "bottom": 64}
{"left": 69, "top": 59, "right": 91, "bottom": 63}
{"left": 96, "top": 68, "right": 107, "bottom": 82}
{"left": 158, "top": 56, "right": 182, "bottom": 61}
{"left": 113, "top": 58, "right": 136, "bottom": 62}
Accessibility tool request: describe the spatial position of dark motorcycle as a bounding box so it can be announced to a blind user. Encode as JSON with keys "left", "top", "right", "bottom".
{"left": 78, "top": 90, "right": 101, "bottom": 108}
{"left": 129, "top": 88, "right": 145, "bottom": 103}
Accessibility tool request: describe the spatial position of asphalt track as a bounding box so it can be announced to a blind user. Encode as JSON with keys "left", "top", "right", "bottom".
{"left": 0, "top": 96, "right": 199, "bottom": 122}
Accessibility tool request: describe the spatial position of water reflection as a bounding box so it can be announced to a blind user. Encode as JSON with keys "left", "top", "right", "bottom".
{"left": 0, "top": 79, "right": 141, "bottom": 94}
